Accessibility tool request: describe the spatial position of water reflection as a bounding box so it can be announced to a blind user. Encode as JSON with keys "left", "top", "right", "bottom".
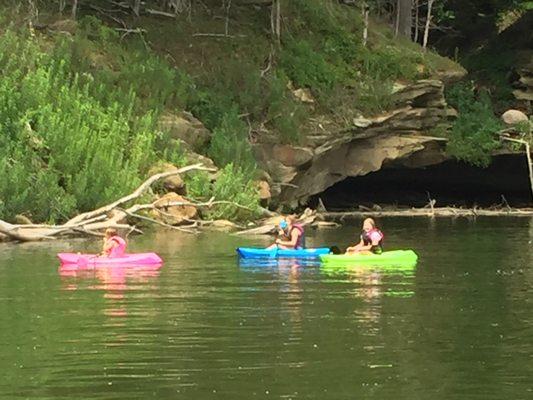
{"left": 58, "top": 264, "right": 162, "bottom": 317}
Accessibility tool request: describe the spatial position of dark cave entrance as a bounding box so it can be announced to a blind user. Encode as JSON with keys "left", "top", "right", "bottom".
{"left": 310, "top": 154, "right": 532, "bottom": 210}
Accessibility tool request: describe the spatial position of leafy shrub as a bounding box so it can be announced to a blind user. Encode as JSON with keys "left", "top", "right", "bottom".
{"left": 446, "top": 82, "right": 502, "bottom": 167}
{"left": 208, "top": 108, "right": 256, "bottom": 173}
{"left": 205, "top": 164, "right": 260, "bottom": 221}
{"left": 0, "top": 29, "right": 183, "bottom": 223}
{"left": 264, "top": 71, "right": 306, "bottom": 144}
{"left": 357, "top": 45, "right": 423, "bottom": 82}
{"left": 280, "top": 39, "right": 340, "bottom": 95}
{"left": 355, "top": 77, "right": 395, "bottom": 114}
{"left": 186, "top": 171, "right": 212, "bottom": 200}
{"left": 462, "top": 45, "right": 516, "bottom": 110}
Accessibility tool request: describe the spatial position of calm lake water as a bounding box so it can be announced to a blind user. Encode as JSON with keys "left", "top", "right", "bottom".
{"left": 0, "top": 218, "right": 532, "bottom": 400}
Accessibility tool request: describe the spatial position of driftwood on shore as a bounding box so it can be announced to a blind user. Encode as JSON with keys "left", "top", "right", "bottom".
{"left": 0, "top": 163, "right": 222, "bottom": 242}
{"left": 319, "top": 206, "right": 533, "bottom": 219}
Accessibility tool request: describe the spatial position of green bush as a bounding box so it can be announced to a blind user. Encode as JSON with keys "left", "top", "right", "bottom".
{"left": 264, "top": 71, "right": 306, "bottom": 144}
{"left": 0, "top": 29, "right": 182, "bottom": 223}
{"left": 205, "top": 164, "right": 260, "bottom": 221}
{"left": 280, "top": 39, "right": 340, "bottom": 95}
{"left": 355, "top": 77, "right": 395, "bottom": 114}
{"left": 208, "top": 108, "right": 256, "bottom": 173}
{"left": 462, "top": 45, "right": 516, "bottom": 110}
{"left": 357, "top": 45, "right": 423, "bottom": 82}
{"left": 446, "top": 82, "right": 502, "bottom": 167}
{"left": 186, "top": 171, "right": 212, "bottom": 200}
{"left": 183, "top": 165, "right": 261, "bottom": 222}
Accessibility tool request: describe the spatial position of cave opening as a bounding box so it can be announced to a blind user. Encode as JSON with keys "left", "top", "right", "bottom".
{"left": 310, "top": 154, "right": 532, "bottom": 210}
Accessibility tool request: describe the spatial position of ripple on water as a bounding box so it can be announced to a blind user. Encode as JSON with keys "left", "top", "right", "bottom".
{"left": 0, "top": 219, "right": 532, "bottom": 399}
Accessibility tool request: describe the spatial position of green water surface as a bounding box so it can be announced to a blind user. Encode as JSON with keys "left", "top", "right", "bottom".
{"left": 0, "top": 218, "right": 532, "bottom": 400}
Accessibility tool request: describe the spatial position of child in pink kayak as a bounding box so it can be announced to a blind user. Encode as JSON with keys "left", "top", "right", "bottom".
{"left": 101, "top": 228, "right": 127, "bottom": 257}
{"left": 346, "top": 218, "right": 384, "bottom": 255}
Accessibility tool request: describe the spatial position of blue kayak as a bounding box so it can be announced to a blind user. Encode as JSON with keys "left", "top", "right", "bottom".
{"left": 237, "top": 247, "right": 331, "bottom": 259}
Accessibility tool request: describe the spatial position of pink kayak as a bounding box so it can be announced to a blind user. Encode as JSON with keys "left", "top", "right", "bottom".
{"left": 57, "top": 252, "right": 163, "bottom": 266}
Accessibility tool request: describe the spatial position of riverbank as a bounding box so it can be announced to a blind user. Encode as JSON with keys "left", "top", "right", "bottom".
{"left": 3, "top": 176, "right": 533, "bottom": 243}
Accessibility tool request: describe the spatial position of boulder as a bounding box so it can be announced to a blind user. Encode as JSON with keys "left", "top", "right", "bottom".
{"left": 257, "top": 180, "right": 271, "bottom": 201}
{"left": 207, "top": 220, "right": 241, "bottom": 232}
{"left": 254, "top": 143, "right": 314, "bottom": 168}
{"left": 158, "top": 111, "right": 211, "bottom": 152}
{"left": 152, "top": 192, "right": 197, "bottom": 225}
{"left": 501, "top": 109, "right": 529, "bottom": 125}
{"left": 148, "top": 163, "right": 185, "bottom": 194}
{"left": 292, "top": 88, "right": 315, "bottom": 103}
{"left": 273, "top": 144, "right": 314, "bottom": 167}
{"left": 183, "top": 149, "right": 217, "bottom": 172}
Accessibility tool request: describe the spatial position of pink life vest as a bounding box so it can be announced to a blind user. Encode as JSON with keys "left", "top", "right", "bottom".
{"left": 290, "top": 224, "right": 305, "bottom": 249}
{"left": 108, "top": 236, "right": 126, "bottom": 257}
{"left": 361, "top": 228, "right": 384, "bottom": 247}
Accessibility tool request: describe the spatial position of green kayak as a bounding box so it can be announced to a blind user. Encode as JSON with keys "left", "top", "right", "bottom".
{"left": 319, "top": 250, "right": 418, "bottom": 266}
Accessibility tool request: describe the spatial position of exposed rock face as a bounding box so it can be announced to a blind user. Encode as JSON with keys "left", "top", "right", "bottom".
{"left": 253, "top": 79, "right": 457, "bottom": 206}
{"left": 257, "top": 180, "right": 271, "bottom": 201}
{"left": 158, "top": 111, "right": 211, "bottom": 152}
{"left": 152, "top": 192, "right": 197, "bottom": 225}
{"left": 182, "top": 146, "right": 218, "bottom": 177}
{"left": 148, "top": 163, "right": 186, "bottom": 194}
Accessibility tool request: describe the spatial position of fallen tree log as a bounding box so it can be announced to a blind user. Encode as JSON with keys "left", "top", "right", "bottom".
{"left": 319, "top": 207, "right": 533, "bottom": 219}
{"left": 65, "top": 163, "right": 214, "bottom": 226}
{"left": 0, "top": 163, "right": 218, "bottom": 242}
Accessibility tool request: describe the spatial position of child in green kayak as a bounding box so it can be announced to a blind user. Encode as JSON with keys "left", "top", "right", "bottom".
{"left": 268, "top": 215, "right": 306, "bottom": 250}
{"left": 346, "top": 218, "right": 384, "bottom": 255}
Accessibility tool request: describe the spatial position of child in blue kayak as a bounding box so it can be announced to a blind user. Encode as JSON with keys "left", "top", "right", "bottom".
{"left": 346, "top": 218, "right": 384, "bottom": 255}
{"left": 268, "top": 215, "right": 306, "bottom": 250}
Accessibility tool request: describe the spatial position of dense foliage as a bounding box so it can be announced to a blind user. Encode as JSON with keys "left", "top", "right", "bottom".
{"left": 445, "top": 82, "right": 503, "bottom": 167}
{"left": 0, "top": 0, "right": 526, "bottom": 222}
{"left": 0, "top": 29, "right": 178, "bottom": 222}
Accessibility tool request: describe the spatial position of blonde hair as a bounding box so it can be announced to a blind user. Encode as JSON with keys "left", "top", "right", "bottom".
{"left": 363, "top": 218, "right": 376, "bottom": 229}
{"left": 286, "top": 214, "right": 297, "bottom": 224}
{"left": 105, "top": 228, "right": 118, "bottom": 237}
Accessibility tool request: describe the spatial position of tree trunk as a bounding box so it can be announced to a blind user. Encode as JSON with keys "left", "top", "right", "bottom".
{"left": 133, "top": 0, "right": 141, "bottom": 16}
{"left": 413, "top": 0, "right": 419, "bottom": 43}
{"left": 362, "top": 1, "right": 369, "bottom": 47}
{"left": 224, "top": 0, "right": 232, "bottom": 36}
{"left": 270, "top": 0, "right": 281, "bottom": 44}
{"left": 398, "top": 0, "right": 413, "bottom": 38}
{"left": 501, "top": 137, "right": 533, "bottom": 202}
{"left": 394, "top": 0, "right": 400, "bottom": 37}
{"left": 71, "top": 0, "right": 78, "bottom": 19}
{"left": 59, "top": 0, "right": 66, "bottom": 13}
{"left": 422, "top": 0, "right": 434, "bottom": 50}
